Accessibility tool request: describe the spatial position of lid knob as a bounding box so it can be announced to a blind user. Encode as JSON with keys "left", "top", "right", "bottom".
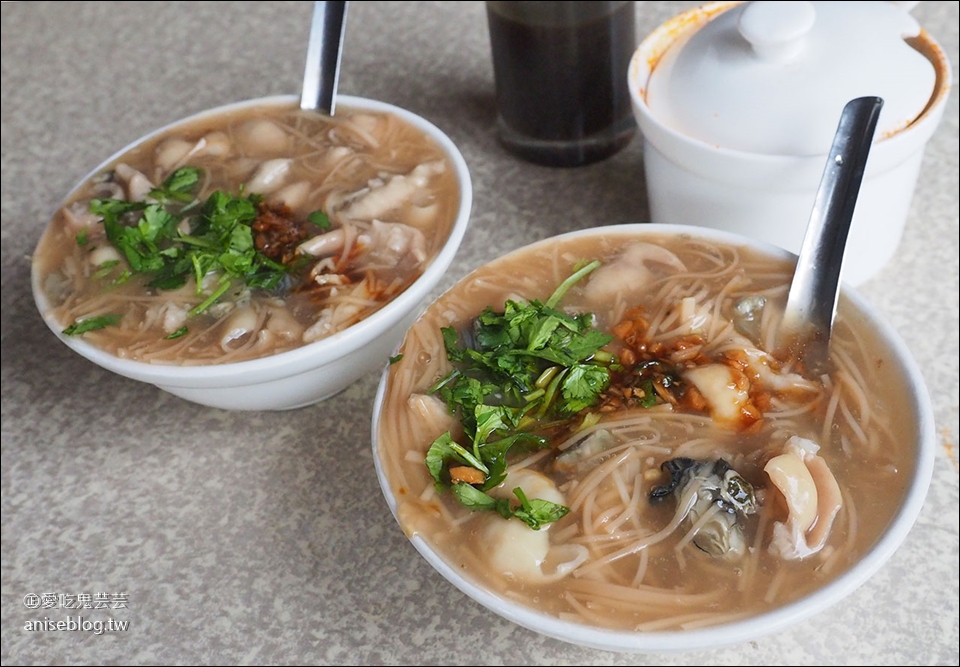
{"left": 738, "top": 1, "right": 816, "bottom": 62}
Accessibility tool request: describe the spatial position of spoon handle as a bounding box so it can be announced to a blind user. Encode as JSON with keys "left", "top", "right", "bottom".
{"left": 300, "top": 1, "right": 349, "bottom": 115}
{"left": 781, "top": 96, "right": 884, "bottom": 356}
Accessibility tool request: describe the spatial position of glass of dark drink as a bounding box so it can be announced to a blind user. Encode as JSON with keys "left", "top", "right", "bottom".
{"left": 486, "top": 1, "right": 637, "bottom": 167}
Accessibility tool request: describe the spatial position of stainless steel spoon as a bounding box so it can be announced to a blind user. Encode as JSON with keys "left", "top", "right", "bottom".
{"left": 778, "top": 96, "right": 884, "bottom": 372}
{"left": 300, "top": 1, "right": 349, "bottom": 115}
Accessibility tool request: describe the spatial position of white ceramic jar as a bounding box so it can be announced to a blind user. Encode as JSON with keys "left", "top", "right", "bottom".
{"left": 629, "top": 0, "right": 952, "bottom": 285}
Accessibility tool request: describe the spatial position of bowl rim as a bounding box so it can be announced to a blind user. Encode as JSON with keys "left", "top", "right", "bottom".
{"left": 370, "top": 222, "right": 936, "bottom": 652}
{"left": 31, "top": 94, "right": 473, "bottom": 389}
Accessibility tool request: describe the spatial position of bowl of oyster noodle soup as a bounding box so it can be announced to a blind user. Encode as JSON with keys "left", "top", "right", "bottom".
{"left": 31, "top": 95, "right": 473, "bottom": 410}
{"left": 371, "top": 224, "right": 935, "bottom": 652}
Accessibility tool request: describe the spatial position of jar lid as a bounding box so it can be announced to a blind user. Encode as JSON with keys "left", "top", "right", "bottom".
{"left": 645, "top": 1, "right": 937, "bottom": 155}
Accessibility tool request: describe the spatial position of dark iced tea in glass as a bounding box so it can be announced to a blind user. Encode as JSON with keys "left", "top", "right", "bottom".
{"left": 486, "top": 1, "right": 637, "bottom": 167}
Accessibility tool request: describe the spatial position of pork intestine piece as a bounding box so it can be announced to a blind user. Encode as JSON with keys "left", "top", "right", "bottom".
{"left": 406, "top": 394, "right": 460, "bottom": 446}
{"left": 268, "top": 181, "right": 311, "bottom": 211}
{"left": 301, "top": 276, "right": 378, "bottom": 343}
{"left": 764, "top": 436, "right": 843, "bottom": 560}
{"left": 338, "top": 160, "right": 447, "bottom": 222}
{"left": 298, "top": 220, "right": 427, "bottom": 269}
{"left": 363, "top": 219, "right": 427, "bottom": 266}
{"left": 236, "top": 119, "right": 290, "bottom": 156}
{"left": 583, "top": 242, "right": 688, "bottom": 305}
{"left": 63, "top": 196, "right": 114, "bottom": 232}
{"left": 298, "top": 227, "right": 349, "bottom": 258}
{"left": 114, "top": 163, "right": 154, "bottom": 202}
{"left": 265, "top": 306, "right": 305, "bottom": 341}
{"left": 154, "top": 132, "right": 231, "bottom": 175}
{"left": 220, "top": 306, "right": 259, "bottom": 351}
{"left": 245, "top": 159, "right": 292, "bottom": 195}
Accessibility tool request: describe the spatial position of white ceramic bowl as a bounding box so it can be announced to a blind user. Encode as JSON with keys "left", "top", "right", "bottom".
{"left": 371, "top": 223, "right": 935, "bottom": 652}
{"left": 31, "top": 95, "right": 473, "bottom": 411}
{"left": 628, "top": 1, "right": 952, "bottom": 286}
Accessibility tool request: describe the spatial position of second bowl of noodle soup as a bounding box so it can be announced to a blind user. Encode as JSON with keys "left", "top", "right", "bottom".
{"left": 31, "top": 94, "right": 472, "bottom": 410}
{"left": 371, "top": 224, "right": 934, "bottom": 651}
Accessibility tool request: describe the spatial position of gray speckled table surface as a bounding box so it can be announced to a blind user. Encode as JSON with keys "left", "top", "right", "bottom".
{"left": 2, "top": 1, "right": 957, "bottom": 664}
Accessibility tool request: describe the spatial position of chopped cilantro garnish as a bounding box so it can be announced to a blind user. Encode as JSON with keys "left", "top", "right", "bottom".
{"left": 91, "top": 259, "right": 120, "bottom": 280}
{"left": 63, "top": 314, "right": 122, "bottom": 335}
{"left": 88, "top": 166, "right": 295, "bottom": 312}
{"left": 308, "top": 209, "right": 331, "bottom": 229}
{"left": 149, "top": 166, "right": 201, "bottom": 203}
{"left": 511, "top": 486, "right": 569, "bottom": 530}
{"left": 425, "top": 260, "right": 614, "bottom": 529}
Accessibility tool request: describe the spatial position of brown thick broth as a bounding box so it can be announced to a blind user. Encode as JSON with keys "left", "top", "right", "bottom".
{"left": 377, "top": 231, "right": 916, "bottom": 630}
{"left": 33, "top": 101, "right": 461, "bottom": 364}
